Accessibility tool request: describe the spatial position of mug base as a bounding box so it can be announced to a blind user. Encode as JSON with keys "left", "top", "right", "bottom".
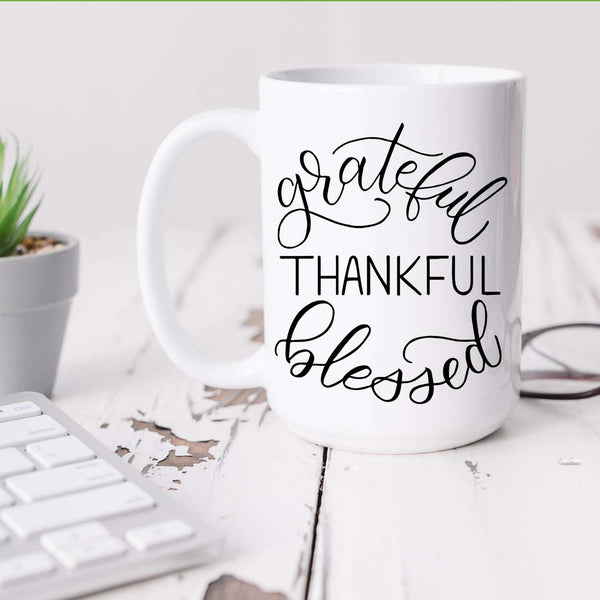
{"left": 283, "top": 418, "right": 507, "bottom": 454}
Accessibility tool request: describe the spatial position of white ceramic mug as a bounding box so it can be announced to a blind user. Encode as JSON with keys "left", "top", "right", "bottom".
{"left": 138, "top": 64, "right": 525, "bottom": 453}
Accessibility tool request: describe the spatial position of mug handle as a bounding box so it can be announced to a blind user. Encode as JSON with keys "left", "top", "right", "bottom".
{"left": 137, "top": 109, "right": 264, "bottom": 389}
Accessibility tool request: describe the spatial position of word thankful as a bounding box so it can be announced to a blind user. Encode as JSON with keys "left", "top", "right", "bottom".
{"left": 277, "top": 124, "right": 508, "bottom": 250}
{"left": 275, "top": 299, "right": 502, "bottom": 404}
{"left": 281, "top": 254, "right": 500, "bottom": 296}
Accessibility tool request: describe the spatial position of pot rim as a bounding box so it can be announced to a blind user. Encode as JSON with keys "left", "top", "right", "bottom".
{"left": 0, "top": 231, "right": 79, "bottom": 263}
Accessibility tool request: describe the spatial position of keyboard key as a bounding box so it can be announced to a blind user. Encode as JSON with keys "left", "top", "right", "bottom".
{"left": 0, "top": 524, "right": 8, "bottom": 544}
{"left": 26, "top": 436, "right": 95, "bottom": 468}
{"left": 0, "top": 415, "right": 66, "bottom": 449}
{"left": 0, "top": 448, "right": 35, "bottom": 478}
{"left": 41, "top": 523, "right": 127, "bottom": 569}
{"left": 7, "top": 459, "right": 124, "bottom": 502}
{"left": 1, "top": 482, "right": 156, "bottom": 537}
{"left": 0, "top": 489, "right": 14, "bottom": 509}
{"left": 51, "top": 536, "right": 127, "bottom": 569}
{"left": 0, "top": 551, "right": 55, "bottom": 586}
{"left": 40, "top": 521, "right": 110, "bottom": 547}
{"left": 0, "top": 401, "right": 41, "bottom": 424}
{"left": 126, "top": 519, "right": 194, "bottom": 551}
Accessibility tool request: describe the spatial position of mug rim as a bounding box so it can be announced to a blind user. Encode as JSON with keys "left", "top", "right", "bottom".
{"left": 262, "top": 63, "right": 524, "bottom": 88}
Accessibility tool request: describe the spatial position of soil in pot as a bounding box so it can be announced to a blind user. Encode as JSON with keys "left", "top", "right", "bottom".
{"left": 14, "top": 235, "right": 68, "bottom": 256}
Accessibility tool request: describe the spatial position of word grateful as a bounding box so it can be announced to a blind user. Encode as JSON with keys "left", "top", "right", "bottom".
{"left": 277, "top": 124, "right": 507, "bottom": 249}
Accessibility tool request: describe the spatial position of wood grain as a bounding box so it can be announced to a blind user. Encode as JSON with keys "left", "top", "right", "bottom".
{"left": 58, "top": 215, "right": 600, "bottom": 600}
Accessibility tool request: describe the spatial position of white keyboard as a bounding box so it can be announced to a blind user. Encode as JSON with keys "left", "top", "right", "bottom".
{"left": 0, "top": 392, "right": 218, "bottom": 600}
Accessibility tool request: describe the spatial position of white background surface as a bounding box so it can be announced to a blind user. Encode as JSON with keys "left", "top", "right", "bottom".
{"left": 0, "top": 1, "right": 598, "bottom": 235}
{"left": 0, "top": 4, "right": 599, "bottom": 598}
{"left": 55, "top": 214, "right": 600, "bottom": 600}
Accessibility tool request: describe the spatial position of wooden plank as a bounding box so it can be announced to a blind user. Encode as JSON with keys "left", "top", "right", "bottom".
{"left": 307, "top": 215, "right": 600, "bottom": 600}
{"left": 55, "top": 221, "right": 323, "bottom": 600}
{"left": 55, "top": 214, "right": 600, "bottom": 599}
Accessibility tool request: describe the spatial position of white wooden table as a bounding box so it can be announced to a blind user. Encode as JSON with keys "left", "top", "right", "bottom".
{"left": 53, "top": 214, "right": 600, "bottom": 600}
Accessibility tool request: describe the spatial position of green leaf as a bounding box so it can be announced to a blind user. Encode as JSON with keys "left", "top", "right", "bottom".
{"left": 0, "top": 137, "right": 5, "bottom": 191}
{"left": 0, "top": 202, "right": 39, "bottom": 257}
{"left": 0, "top": 135, "right": 42, "bottom": 256}
{"left": 0, "top": 182, "right": 33, "bottom": 240}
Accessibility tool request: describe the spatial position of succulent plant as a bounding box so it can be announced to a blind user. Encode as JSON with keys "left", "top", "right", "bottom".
{"left": 0, "top": 135, "right": 41, "bottom": 257}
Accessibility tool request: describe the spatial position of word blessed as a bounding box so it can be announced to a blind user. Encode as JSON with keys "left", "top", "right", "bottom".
{"left": 281, "top": 254, "right": 500, "bottom": 296}
{"left": 276, "top": 123, "right": 507, "bottom": 249}
{"left": 275, "top": 299, "right": 502, "bottom": 404}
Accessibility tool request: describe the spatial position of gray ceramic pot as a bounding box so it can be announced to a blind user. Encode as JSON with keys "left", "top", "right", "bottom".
{"left": 0, "top": 232, "right": 79, "bottom": 396}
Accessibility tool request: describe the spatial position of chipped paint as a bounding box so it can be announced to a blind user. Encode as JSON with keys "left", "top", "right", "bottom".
{"left": 465, "top": 460, "right": 490, "bottom": 488}
{"left": 115, "top": 445, "right": 130, "bottom": 457}
{"left": 558, "top": 457, "right": 581, "bottom": 466}
{"left": 206, "top": 386, "right": 266, "bottom": 408}
{"left": 187, "top": 386, "right": 267, "bottom": 422}
{"left": 242, "top": 309, "right": 265, "bottom": 343}
{"left": 465, "top": 460, "right": 479, "bottom": 476}
{"left": 203, "top": 574, "right": 287, "bottom": 600}
{"left": 130, "top": 418, "right": 218, "bottom": 471}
